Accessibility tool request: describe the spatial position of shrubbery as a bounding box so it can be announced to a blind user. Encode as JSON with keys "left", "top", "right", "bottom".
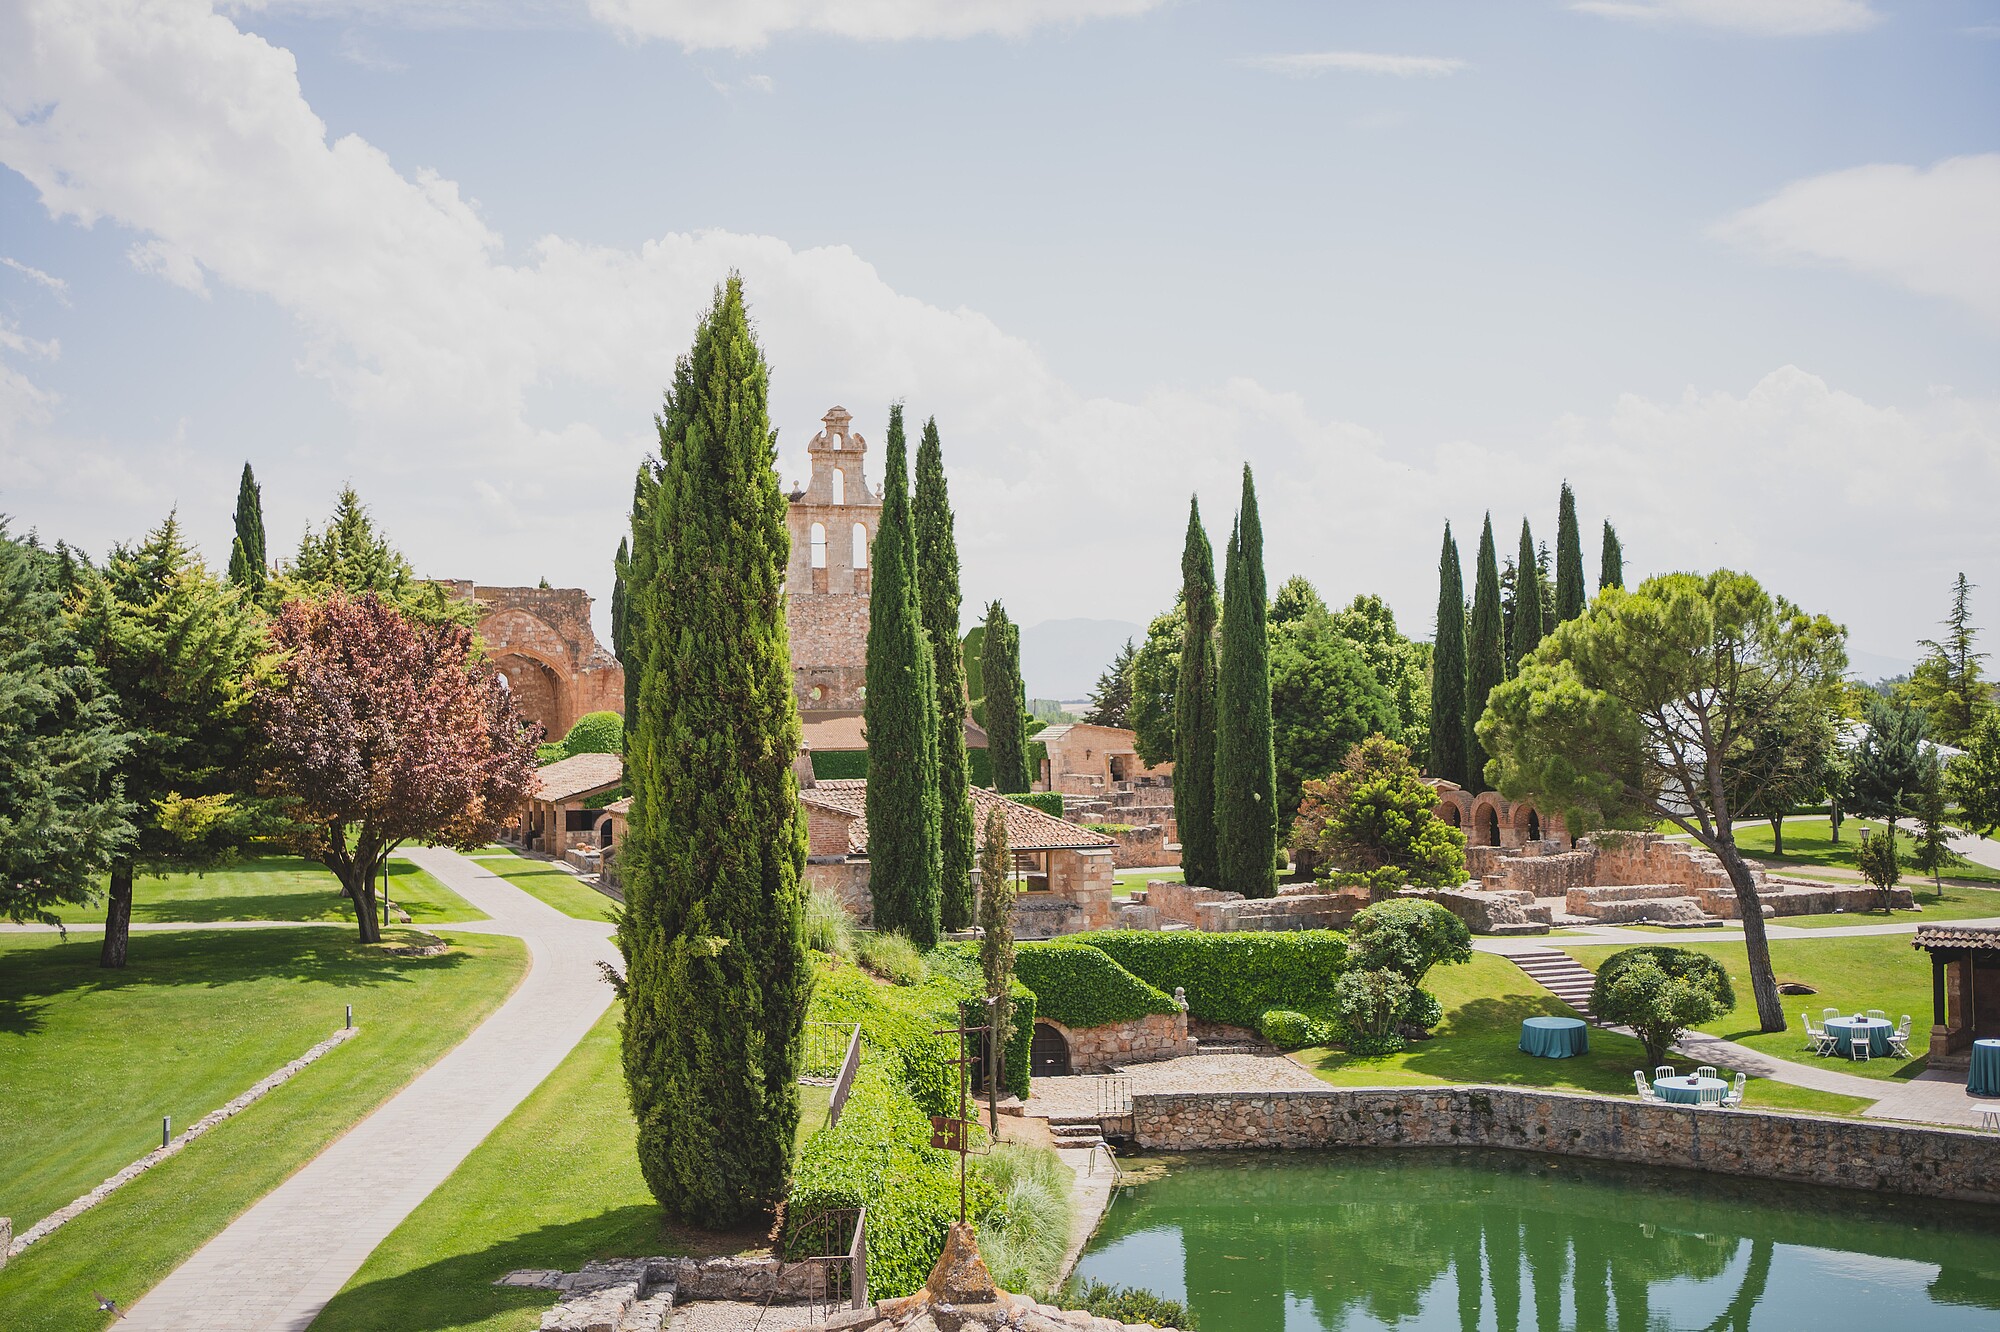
{"left": 1258, "top": 1008, "right": 1336, "bottom": 1051}
{"left": 1589, "top": 946, "right": 1735, "bottom": 1064}
{"left": 1060, "top": 1280, "right": 1197, "bottom": 1330}
{"left": 1075, "top": 930, "right": 1350, "bottom": 1028}
{"left": 971, "top": 1143, "right": 1071, "bottom": 1298}
{"left": 804, "top": 887, "right": 856, "bottom": 957}
{"left": 856, "top": 930, "right": 928, "bottom": 985}
{"left": 1011, "top": 943, "right": 1179, "bottom": 1030}
{"left": 1332, "top": 968, "right": 1414, "bottom": 1055}
{"left": 1005, "top": 791, "right": 1065, "bottom": 817}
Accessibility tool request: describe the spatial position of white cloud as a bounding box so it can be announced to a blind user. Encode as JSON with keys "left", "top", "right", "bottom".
{"left": 1238, "top": 51, "right": 1467, "bottom": 78}
{"left": 1716, "top": 155, "right": 2000, "bottom": 325}
{"left": 1573, "top": 0, "right": 1879, "bottom": 35}
{"left": 0, "top": 0, "right": 1990, "bottom": 666}
{"left": 1, "top": 257, "right": 70, "bottom": 299}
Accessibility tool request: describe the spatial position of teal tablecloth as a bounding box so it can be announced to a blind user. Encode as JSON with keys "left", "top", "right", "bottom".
{"left": 1825, "top": 1016, "right": 1892, "bottom": 1058}
{"left": 1519, "top": 1016, "right": 1588, "bottom": 1058}
{"left": 1971, "top": 1040, "right": 2000, "bottom": 1096}
{"left": 1655, "top": 1075, "right": 1726, "bottom": 1105}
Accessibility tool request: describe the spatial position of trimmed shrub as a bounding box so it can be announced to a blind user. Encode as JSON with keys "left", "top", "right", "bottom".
{"left": 1012, "top": 943, "right": 1179, "bottom": 1030}
{"left": 1060, "top": 1280, "right": 1197, "bottom": 1331}
{"left": 1333, "top": 968, "right": 1413, "bottom": 1055}
{"left": 1080, "top": 822, "right": 1135, "bottom": 835}
{"left": 1348, "top": 899, "right": 1472, "bottom": 987}
{"left": 856, "top": 930, "right": 927, "bottom": 986}
{"left": 1258, "top": 1008, "right": 1334, "bottom": 1051}
{"left": 1589, "top": 946, "right": 1735, "bottom": 1065}
{"left": 1076, "top": 930, "right": 1351, "bottom": 1029}
{"left": 932, "top": 944, "right": 1035, "bottom": 1102}
{"left": 560, "top": 710, "right": 624, "bottom": 756}
{"left": 1401, "top": 987, "right": 1444, "bottom": 1032}
{"left": 1005, "top": 791, "right": 1065, "bottom": 818}
{"left": 812, "top": 749, "right": 871, "bottom": 780}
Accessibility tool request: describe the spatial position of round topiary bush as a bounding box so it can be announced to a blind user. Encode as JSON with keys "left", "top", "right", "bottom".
{"left": 1588, "top": 946, "right": 1736, "bottom": 1065}
{"left": 559, "top": 710, "right": 624, "bottom": 757}
{"left": 1258, "top": 1009, "right": 1317, "bottom": 1051}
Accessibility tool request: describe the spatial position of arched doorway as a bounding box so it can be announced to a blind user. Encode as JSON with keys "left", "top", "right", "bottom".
{"left": 1527, "top": 810, "right": 1541, "bottom": 841}
{"left": 1482, "top": 807, "right": 1501, "bottom": 847}
{"left": 1031, "top": 1023, "right": 1072, "bottom": 1078}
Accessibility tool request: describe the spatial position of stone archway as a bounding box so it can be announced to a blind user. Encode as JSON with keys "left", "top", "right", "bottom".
{"left": 493, "top": 652, "right": 567, "bottom": 740}
{"left": 1030, "top": 1022, "right": 1072, "bottom": 1078}
{"left": 1469, "top": 793, "right": 1507, "bottom": 847}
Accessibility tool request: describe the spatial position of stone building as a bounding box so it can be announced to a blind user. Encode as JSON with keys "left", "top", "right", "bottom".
{"left": 1914, "top": 925, "right": 2000, "bottom": 1070}
{"left": 438, "top": 581, "right": 625, "bottom": 741}
{"left": 512, "top": 751, "right": 624, "bottom": 856}
{"left": 1034, "top": 722, "right": 1178, "bottom": 867}
{"left": 796, "top": 777, "right": 1117, "bottom": 938}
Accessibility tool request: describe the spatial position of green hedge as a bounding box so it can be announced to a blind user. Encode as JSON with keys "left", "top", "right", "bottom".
{"left": 1005, "top": 791, "right": 1065, "bottom": 817}
{"left": 967, "top": 745, "right": 993, "bottom": 789}
{"left": 930, "top": 945, "right": 1035, "bottom": 1102}
{"left": 810, "top": 748, "right": 870, "bottom": 780}
{"left": 1012, "top": 943, "right": 1178, "bottom": 1030}
{"left": 1075, "top": 930, "right": 1351, "bottom": 1029}
{"left": 812, "top": 954, "right": 1034, "bottom": 1108}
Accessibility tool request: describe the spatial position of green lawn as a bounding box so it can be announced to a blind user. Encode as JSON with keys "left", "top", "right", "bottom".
{"left": 1732, "top": 818, "right": 2000, "bottom": 887}
{"left": 476, "top": 851, "right": 620, "bottom": 923}
{"left": 1297, "top": 951, "right": 1873, "bottom": 1117}
{"left": 315, "top": 1005, "right": 773, "bottom": 1332}
{"left": 1563, "top": 934, "right": 1933, "bottom": 1083}
{"left": 0, "top": 927, "right": 527, "bottom": 1332}
{"left": 1771, "top": 881, "right": 2000, "bottom": 927}
{"left": 45, "top": 855, "right": 485, "bottom": 927}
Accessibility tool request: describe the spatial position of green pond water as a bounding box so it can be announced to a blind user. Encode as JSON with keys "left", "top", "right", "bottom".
{"left": 1071, "top": 1149, "right": 2000, "bottom": 1332}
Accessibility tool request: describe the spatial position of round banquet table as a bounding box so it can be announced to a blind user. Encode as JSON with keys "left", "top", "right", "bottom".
{"left": 1519, "top": 1016, "right": 1589, "bottom": 1059}
{"left": 1970, "top": 1039, "right": 2000, "bottom": 1096}
{"left": 1825, "top": 1015, "right": 1892, "bottom": 1058}
{"left": 1654, "top": 1075, "right": 1727, "bottom": 1106}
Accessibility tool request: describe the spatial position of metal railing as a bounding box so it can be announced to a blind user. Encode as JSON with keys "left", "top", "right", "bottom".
{"left": 826, "top": 1023, "right": 863, "bottom": 1127}
{"left": 1097, "top": 1074, "right": 1133, "bottom": 1120}
{"left": 781, "top": 1205, "right": 868, "bottom": 1309}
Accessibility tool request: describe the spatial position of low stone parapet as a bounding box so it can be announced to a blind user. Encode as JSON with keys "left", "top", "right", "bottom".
{"left": 1043, "top": 1011, "right": 1195, "bottom": 1073}
{"left": 1129, "top": 1086, "right": 2000, "bottom": 1205}
{"left": 1413, "top": 886, "right": 1552, "bottom": 934}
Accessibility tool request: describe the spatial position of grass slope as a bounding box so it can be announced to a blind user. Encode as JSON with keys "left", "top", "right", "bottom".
{"left": 45, "top": 855, "right": 486, "bottom": 927}
{"left": 1564, "top": 934, "right": 1934, "bottom": 1083}
{"left": 475, "top": 851, "right": 621, "bottom": 923}
{"left": 1732, "top": 818, "right": 2000, "bottom": 887}
{"left": 0, "top": 927, "right": 526, "bottom": 1332}
{"left": 1299, "top": 951, "right": 1873, "bottom": 1116}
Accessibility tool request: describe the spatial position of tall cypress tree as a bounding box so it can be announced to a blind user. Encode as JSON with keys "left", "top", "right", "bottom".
{"left": 864, "top": 405, "right": 942, "bottom": 945}
{"left": 913, "top": 415, "right": 974, "bottom": 932}
{"left": 983, "top": 601, "right": 1029, "bottom": 792}
{"left": 623, "top": 464, "right": 659, "bottom": 721}
{"left": 1429, "top": 523, "right": 1468, "bottom": 786}
{"left": 1466, "top": 515, "right": 1506, "bottom": 792}
{"left": 229, "top": 462, "right": 267, "bottom": 593}
{"left": 1214, "top": 465, "right": 1276, "bottom": 899}
{"left": 1173, "top": 497, "right": 1220, "bottom": 886}
{"left": 610, "top": 534, "right": 630, "bottom": 717}
{"left": 1599, "top": 521, "right": 1624, "bottom": 593}
{"left": 1555, "top": 482, "right": 1585, "bottom": 623}
{"left": 1511, "top": 519, "right": 1544, "bottom": 666}
{"left": 618, "top": 277, "right": 808, "bottom": 1226}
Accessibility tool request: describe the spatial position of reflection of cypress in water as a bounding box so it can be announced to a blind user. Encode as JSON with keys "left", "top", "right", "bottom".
{"left": 1078, "top": 1148, "right": 2000, "bottom": 1332}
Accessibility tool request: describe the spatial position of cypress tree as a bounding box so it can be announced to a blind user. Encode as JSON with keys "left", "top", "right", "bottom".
{"left": 618, "top": 277, "right": 808, "bottom": 1226}
{"left": 1214, "top": 465, "right": 1276, "bottom": 899}
{"left": 864, "top": 405, "right": 942, "bottom": 946}
{"left": 1429, "top": 523, "right": 1468, "bottom": 786}
{"left": 610, "top": 534, "right": 630, "bottom": 716}
{"left": 1600, "top": 521, "right": 1623, "bottom": 592}
{"left": 1511, "top": 519, "right": 1544, "bottom": 666}
{"left": 229, "top": 463, "right": 267, "bottom": 593}
{"left": 623, "top": 465, "right": 659, "bottom": 722}
{"left": 983, "top": 601, "right": 1030, "bottom": 792}
{"left": 1466, "top": 515, "right": 1506, "bottom": 792}
{"left": 1555, "top": 482, "right": 1584, "bottom": 624}
{"left": 913, "top": 415, "right": 974, "bottom": 933}
{"left": 1173, "top": 497, "right": 1220, "bottom": 886}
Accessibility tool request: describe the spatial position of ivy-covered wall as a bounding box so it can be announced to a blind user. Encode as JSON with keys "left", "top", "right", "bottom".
{"left": 1012, "top": 942, "right": 1179, "bottom": 1030}
{"left": 1075, "top": 930, "right": 1351, "bottom": 1029}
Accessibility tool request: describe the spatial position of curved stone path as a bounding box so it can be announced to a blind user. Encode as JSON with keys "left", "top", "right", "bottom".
{"left": 117, "top": 847, "right": 618, "bottom": 1332}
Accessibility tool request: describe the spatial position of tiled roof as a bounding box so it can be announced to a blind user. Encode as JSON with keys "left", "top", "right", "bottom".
{"left": 801, "top": 711, "right": 990, "bottom": 754}
{"left": 1913, "top": 925, "right": 2000, "bottom": 952}
{"left": 799, "top": 779, "right": 1113, "bottom": 856}
{"left": 533, "top": 751, "right": 625, "bottom": 802}
{"left": 603, "top": 797, "right": 632, "bottom": 816}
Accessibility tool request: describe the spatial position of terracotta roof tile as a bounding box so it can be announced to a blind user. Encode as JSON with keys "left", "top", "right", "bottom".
{"left": 533, "top": 752, "right": 625, "bottom": 802}
{"left": 1913, "top": 924, "right": 2000, "bottom": 952}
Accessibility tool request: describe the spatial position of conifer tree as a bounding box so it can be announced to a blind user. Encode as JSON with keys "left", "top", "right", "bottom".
{"left": 864, "top": 405, "right": 942, "bottom": 945}
{"left": 229, "top": 463, "right": 267, "bottom": 594}
{"left": 1555, "top": 482, "right": 1584, "bottom": 623}
{"left": 1173, "top": 498, "right": 1220, "bottom": 886}
{"left": 983, "top": 601, "right": 1030, "bottom": 792}
{"left": 1599, "top": 521, "right": 1623, "bottom": 592}
{"left": 622, "top": 464, "right": 659, "bottom": 722}
{"left": 913, "top": 415, "right": 973, "bottom": 932}
{"left": 1465, "top": 515, "right": 1506, "bottom": 792}
{"left": 1429, "top": 523, "right": 1468, "bottom": 786}
{"left": 1510, "top": 519, "right": 1544, "bottom": 666}
{"left": 1085, "top": 640, "right": 1136, "bottom": 727}
{"left": 618, "top": 277, "right": 808, "bottom": 1226}
{"left": 977, "top": 805, "right": 1014, "bottom": 1130}
{"left": 1214, "top": 465, "right": 1276, "bottom": 898}
{"left": 610, "top": 534, "right": 630, "bottom": 715}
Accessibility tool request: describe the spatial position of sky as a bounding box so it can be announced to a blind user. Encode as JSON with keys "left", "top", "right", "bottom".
{"left": 2, "top": 0, "right": 1996, "bottom": 679}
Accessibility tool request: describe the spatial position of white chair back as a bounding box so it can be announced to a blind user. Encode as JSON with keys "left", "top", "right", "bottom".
{"left": 1867, "top": 1009, "right": 1886, "bottom": 1021}
{"left": 1634, "top": 1070, "right": 1654, "bottom": 1100}
{"left": 1803, "top": 1012, "right": 1820, "bottom": 1036}
{"left": 1850, "top": 1034, "right": 1870, "bottom": 1062}
{"left": 1694, "top": 1065, "right": 1718, "bottom": 1082}
{"left": 1897, "top": 1015, "right": 1912, "bottom": 1035}
{"left": 1823, "top": 1007, "right": 1840, "bottom": 1022}
{"left": 1654, "top": 1065, "right": 1675, "bottom": 1082}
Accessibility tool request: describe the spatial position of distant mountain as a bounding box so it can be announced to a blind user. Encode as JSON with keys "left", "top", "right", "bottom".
{"left": 1019, "top": 617, "right": 1146, "bottom": 703}
{"left": 1847, "top": 647, "right": 1916, "bottom": 685}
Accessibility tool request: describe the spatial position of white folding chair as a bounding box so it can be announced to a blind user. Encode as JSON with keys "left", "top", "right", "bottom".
{"left": 1694, "top": 1065, "right": 1718, "bottom": 1082}
{"left": 1849, "top": 1033, "right": 1871, "bottom": 1062}
{"left": 1888, "top": 1017, "right": 1913, "bottom": 1059}
{"left": 1655, "top": 1064, "right": 1676, "bottom": 1083}
{"left": 1634, "top": 1070, "right": 1657, "bottom": 1102}
{"left": 1722, "top": 1073, "right": 1746, "bottom": 1107}
{"left": 1867, "top": 1009, "right": 1886, "bottom": 1022}
{"left": 1823, "top": 1007, "right": 1841, "bottom": 1023}
{"left": 1803, "top": 1014, "right": 1835, "bottom": 1056}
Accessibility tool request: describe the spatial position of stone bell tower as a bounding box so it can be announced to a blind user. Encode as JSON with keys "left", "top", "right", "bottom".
{"left": 786, "top": 406, "right": 882, "bottom": 714}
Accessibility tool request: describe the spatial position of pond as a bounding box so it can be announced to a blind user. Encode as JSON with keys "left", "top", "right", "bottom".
{"left": 1071, "top": 1149, "right": 2000, "bottom": 1332}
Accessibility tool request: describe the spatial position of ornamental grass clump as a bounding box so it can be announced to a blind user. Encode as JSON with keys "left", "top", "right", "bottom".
{"left": 803, "top": 886, "right": 856, "bottom": 958}
{"left": 856, "top": 929, "right": 927, "bottom": 986}
{"left": 972, "top": 1143, "right": 1071, "bottom": 1298}
{"left": 1588, "top": 946, "right": 1736, "bottom": 1065}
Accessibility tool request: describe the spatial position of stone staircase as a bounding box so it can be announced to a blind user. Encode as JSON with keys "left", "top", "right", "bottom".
{"left": 1047, "top": 1115, "right": 1108, "bottom": 1151}
{"left": 1506, "top": 949, "right": 1601, "bottom": 1022}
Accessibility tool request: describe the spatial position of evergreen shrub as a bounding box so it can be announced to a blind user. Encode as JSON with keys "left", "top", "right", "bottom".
{"left": 811, "top": 749, "right": 870, "bottom": 780}
{"left": 1075, "top": 930, "right": 1350, "bottom": 1028}
{"left": 1004, "top": 791, "right": 1064, "bottom": 817}
{"left": 1012, "top": 943, "right": 1179, "bottom": 1030}
{"left": 1257, "top": 1009, "right": 1335, "bottom": 1051}
{"left": 1060, "top": 1280, "right": 1197, "bottom": 1331}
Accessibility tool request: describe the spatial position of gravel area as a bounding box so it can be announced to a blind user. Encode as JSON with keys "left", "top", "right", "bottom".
{"left": 671, "top": 1300, "right": 828, "bottom": 1332}
{"left": 1024, "top": 1052, "right": 1323, "bottom": 1119}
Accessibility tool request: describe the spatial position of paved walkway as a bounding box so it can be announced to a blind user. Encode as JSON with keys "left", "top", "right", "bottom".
{"left": 119, "top": 847, "right": 619, "bottom": 1332}
{"left": 1863, "top": 1067, "right": 2000, "bottom": 1129}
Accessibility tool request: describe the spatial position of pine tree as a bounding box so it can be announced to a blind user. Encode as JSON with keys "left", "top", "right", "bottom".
{"left": 1466, "top": 515, "right": 1506, "bottom": 792}
{"left": 864, "top": 405, "right": 942, "bottom": 946}
{"left": 230, "top": 463, "right": 267, "bottom": 593}
{"left": 1214, "top": 465, "right": 1276, "bottom": 899}
{"left": 1909, "top": 573, "right": 1988, "bottom": 748}
{"left": 1429, "top": 523, "right": 1468, "bottom": 786}
{"left": 1085, "top": 640, "right": 1136, "bottom": 727}
{"left": 1511, "top": 519, "right": 1544, "bottom": 666}
{"left": 1174, "top": 498, "right": 1220, "bottom": 886}
{"left": 1555, "top": 482, "right": 1584, "bottom": 623}
{"left": 983, "top": 600, "right": 1030, "bottom": 792}
{"left": 617, "top": 277, "right": 808, "bottom": 1226}
{"left": 913, "top": 415, "right": 974, "bottom": 933}
{"left": 1599, "top": 521, "right": 1623, "bottom": 593}
{"left": 610, "top": 534, "right": 630, "bottom": 715}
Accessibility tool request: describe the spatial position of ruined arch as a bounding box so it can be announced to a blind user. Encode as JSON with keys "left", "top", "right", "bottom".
{"left": 1510, "top": 798, "right": 1542, "bottom": 844}
{"left": 1468, "top": 793, "right": 1507, "bottom": 848}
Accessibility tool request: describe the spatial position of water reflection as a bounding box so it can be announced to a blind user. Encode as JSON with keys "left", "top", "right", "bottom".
{"left": 1071, "top": 1149, "right": 2000, "bottom": 1332}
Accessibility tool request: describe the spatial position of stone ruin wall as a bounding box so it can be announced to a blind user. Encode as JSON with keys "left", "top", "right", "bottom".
{"left": 1041, "top": 1011, "right": 1195, "bottom": 1073}
{"left": 1129, "top": 880, "right": 1366, "bottom": 932}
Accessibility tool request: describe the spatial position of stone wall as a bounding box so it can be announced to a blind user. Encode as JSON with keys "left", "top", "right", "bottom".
{"left": 1694, "top": 877, "right": 1914, "bottom": 918}
{"left": 1411, "top": 886, "right": 1551, "bottom": 934}
{"left": 1484, "top": 849, "right": 1597, "bottom": 897}
{"left": 1044, "top": 848, "right": 1116, "bottom": 930}
{"left": 1102, "top": 824, "right": 1177, "bottom": 869}
{"left": 1130, "top": 1086, "right": 2000, "bottom": 1206}
{"left": 439, "top": 582, "right": 625, "bottom": 739}
{"left": 1136, "top": 880, "right": 1365, "bottom": 932}
{"left": 804, "top": 859, "right": 873, "bottom": 921}
{"left": 1041, "top": 1011, "right": 1194, "bottom": 1073}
